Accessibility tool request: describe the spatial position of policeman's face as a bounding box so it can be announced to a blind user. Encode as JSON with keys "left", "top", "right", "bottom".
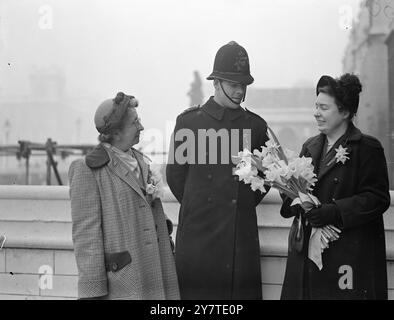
{"left": 215, "top": 80, "right": 246, "bottom": 108}
{"left": 314, "top": 92, "right": 349, "bottom": 136}
{"left": 113, "top": 108, "right": 144, "bottom": 151}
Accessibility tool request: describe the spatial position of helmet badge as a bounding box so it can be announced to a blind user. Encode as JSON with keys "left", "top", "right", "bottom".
{"left": 234, "top": 51, "right": 248, "bottom": 72}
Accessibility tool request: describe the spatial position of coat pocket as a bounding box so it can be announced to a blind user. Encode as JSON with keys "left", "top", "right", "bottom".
{"left": 105, "top": 251, "right": 132, "bottom": 273}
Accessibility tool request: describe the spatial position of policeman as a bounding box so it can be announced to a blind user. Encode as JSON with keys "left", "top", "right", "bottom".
{"left": 166, "top": 41, "right": 270, "bottom": 300}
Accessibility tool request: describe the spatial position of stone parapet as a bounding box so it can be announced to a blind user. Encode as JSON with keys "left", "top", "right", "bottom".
{"left": 0, "top": 185, "right": 393, "bottom": 299}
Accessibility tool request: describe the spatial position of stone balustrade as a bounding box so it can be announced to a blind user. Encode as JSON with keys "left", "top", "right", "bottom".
{"left": 0, "top": 185, "right": 393, "bottom": 300}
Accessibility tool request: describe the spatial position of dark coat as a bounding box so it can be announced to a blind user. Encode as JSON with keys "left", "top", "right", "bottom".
{"left": 166, "top": 96, "right": 269, "bottom": 299}
{"left": 280, "top": 123, "right": 391, "bottom": 300}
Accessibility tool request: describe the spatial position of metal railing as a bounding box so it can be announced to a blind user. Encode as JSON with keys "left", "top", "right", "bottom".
{"left": 0, "top": 140, "right": 168, "bottom": 185}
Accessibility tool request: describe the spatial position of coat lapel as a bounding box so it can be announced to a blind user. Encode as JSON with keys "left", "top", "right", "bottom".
{"left": 317, "top": 149, "right": 339, "bottom": 181}
{"left": 305, "top": 134, "right": 325, "bottom": 176}
{"left": 311, "top": 123, "right": 361, "bottom": 181}
{"left": 131, "top": 148, "right": 150, "bottom": 188}
{"left": 106, "top": 150, "right": 148, "bottom": 203}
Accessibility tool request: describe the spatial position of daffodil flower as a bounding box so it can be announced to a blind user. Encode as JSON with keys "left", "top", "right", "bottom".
{"left": 334, "top": 145, "right": 350, "bottom": 164}
{"left": 146, "top": 166, "right": 164, "bottom": 200}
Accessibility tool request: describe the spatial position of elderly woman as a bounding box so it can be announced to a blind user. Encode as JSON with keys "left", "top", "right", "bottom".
{"left": 68, "top": 92, "right": 179, "bottom": 300}
{"left": 280, "top": 74, "right": 390, "bottom": 300}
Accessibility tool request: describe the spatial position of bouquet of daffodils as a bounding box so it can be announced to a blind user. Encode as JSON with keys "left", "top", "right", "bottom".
{"left": 232, "top": 127, "right": 340, "bottom": 270}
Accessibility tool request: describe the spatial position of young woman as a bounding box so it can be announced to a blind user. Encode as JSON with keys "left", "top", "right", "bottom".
{"left": 280, "top": 74, "right": 390, "bottom": 300}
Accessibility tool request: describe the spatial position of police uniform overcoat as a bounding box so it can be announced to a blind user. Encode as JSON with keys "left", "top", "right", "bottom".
{"left": 280, "top": 123, "right": 391, "bottom": 300}
{"left": 166, "top": 96, "right": 269, "bottom": 299}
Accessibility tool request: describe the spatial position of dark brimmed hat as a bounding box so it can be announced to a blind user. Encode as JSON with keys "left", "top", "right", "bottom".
{"left": 207, "top": 41, "right": 254, "bottom": 85}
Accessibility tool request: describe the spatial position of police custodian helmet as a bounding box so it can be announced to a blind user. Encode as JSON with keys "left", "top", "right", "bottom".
{"left": 207, "top": 41, "right": 254, "bottom": 85}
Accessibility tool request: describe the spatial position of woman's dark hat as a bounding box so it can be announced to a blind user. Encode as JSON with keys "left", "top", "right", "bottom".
{"left": 316, "top": 75, "right": 337, "bottom": 96}
{"left": 316, "top": 74, "right": 362, "bottom": 115}
{"left": 207, "top": 41, "right": 254, "bottom": 85}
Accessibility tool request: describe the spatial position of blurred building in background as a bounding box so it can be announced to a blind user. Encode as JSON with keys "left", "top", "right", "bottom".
{"left": 343, "top": 0, "right": 394, "bottom": 187}
{"left": 201, "top": 84, "right": 318, "bottom": 154}
{"left": 0, "top": 66, "right": 97, "bottom": 145}
{"left": 0, "top": 66, "right": 98, "bottom": 184}
{"left": 187, "top": 71, "right": 204, "bottom": 107}
{"left": 246, "top": 87, "right": 318, "bottom": 153}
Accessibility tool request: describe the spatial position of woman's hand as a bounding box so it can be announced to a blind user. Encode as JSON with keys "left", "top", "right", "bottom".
{"left": 304, "top": 203, "right": 341, "bottom": 227}
{"left": 321, "top": 225, "right": 340, "bottom": 241}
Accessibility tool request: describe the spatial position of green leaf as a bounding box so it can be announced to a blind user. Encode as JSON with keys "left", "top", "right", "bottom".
{"left": 267, "top": 126, "right": 288, "bottom": 164}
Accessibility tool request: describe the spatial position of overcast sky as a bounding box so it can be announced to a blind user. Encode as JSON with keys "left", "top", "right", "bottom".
{"left": 0, "top": 0, "right": 362, "bottom": 145}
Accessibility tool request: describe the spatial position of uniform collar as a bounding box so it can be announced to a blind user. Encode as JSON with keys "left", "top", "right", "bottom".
{"left": 226, "top": 105, "right": 246, "bottom": 121}
{"left": 202, "top": 96, "right": 225, "bottom": 121}
{"left": 202, "top": 96, "right": 246, "bottom": 121}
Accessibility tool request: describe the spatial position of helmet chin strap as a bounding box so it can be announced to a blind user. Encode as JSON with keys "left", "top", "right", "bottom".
{"left": 219, "top": 80, "right": 246, "bottom": 105}
{"left": 242, "top": 86, "right": 247, "bottom": 102}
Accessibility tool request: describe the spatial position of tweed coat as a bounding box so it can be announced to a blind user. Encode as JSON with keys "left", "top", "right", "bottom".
{"left": 280, "top": 123, "right": 390, "bottom": 300}
{"left": 68, "top": 144, "right": 180, "bottom": 300}
{"left": 166, "top": 97, "right": 269, "bottom": 299}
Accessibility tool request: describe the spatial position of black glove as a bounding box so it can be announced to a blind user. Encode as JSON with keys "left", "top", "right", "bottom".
{"left": 280, "top": 195, "right": 303, "bottom": 218}
{"left": 166, "top": 219, "right": 173, "bottom": 235}
{"left": 304, "top": 203, "right": 341, "bottom": 228}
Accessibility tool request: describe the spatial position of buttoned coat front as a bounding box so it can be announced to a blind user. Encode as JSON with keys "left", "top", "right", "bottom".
{"left": 166, "top": 97, "right": 269, "bottom": 299}
{"left": 69, "top": 145, "right": 180, "bottom": 300}
{"left": 280, "top": 124, "right": 390, "bottom": 300}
